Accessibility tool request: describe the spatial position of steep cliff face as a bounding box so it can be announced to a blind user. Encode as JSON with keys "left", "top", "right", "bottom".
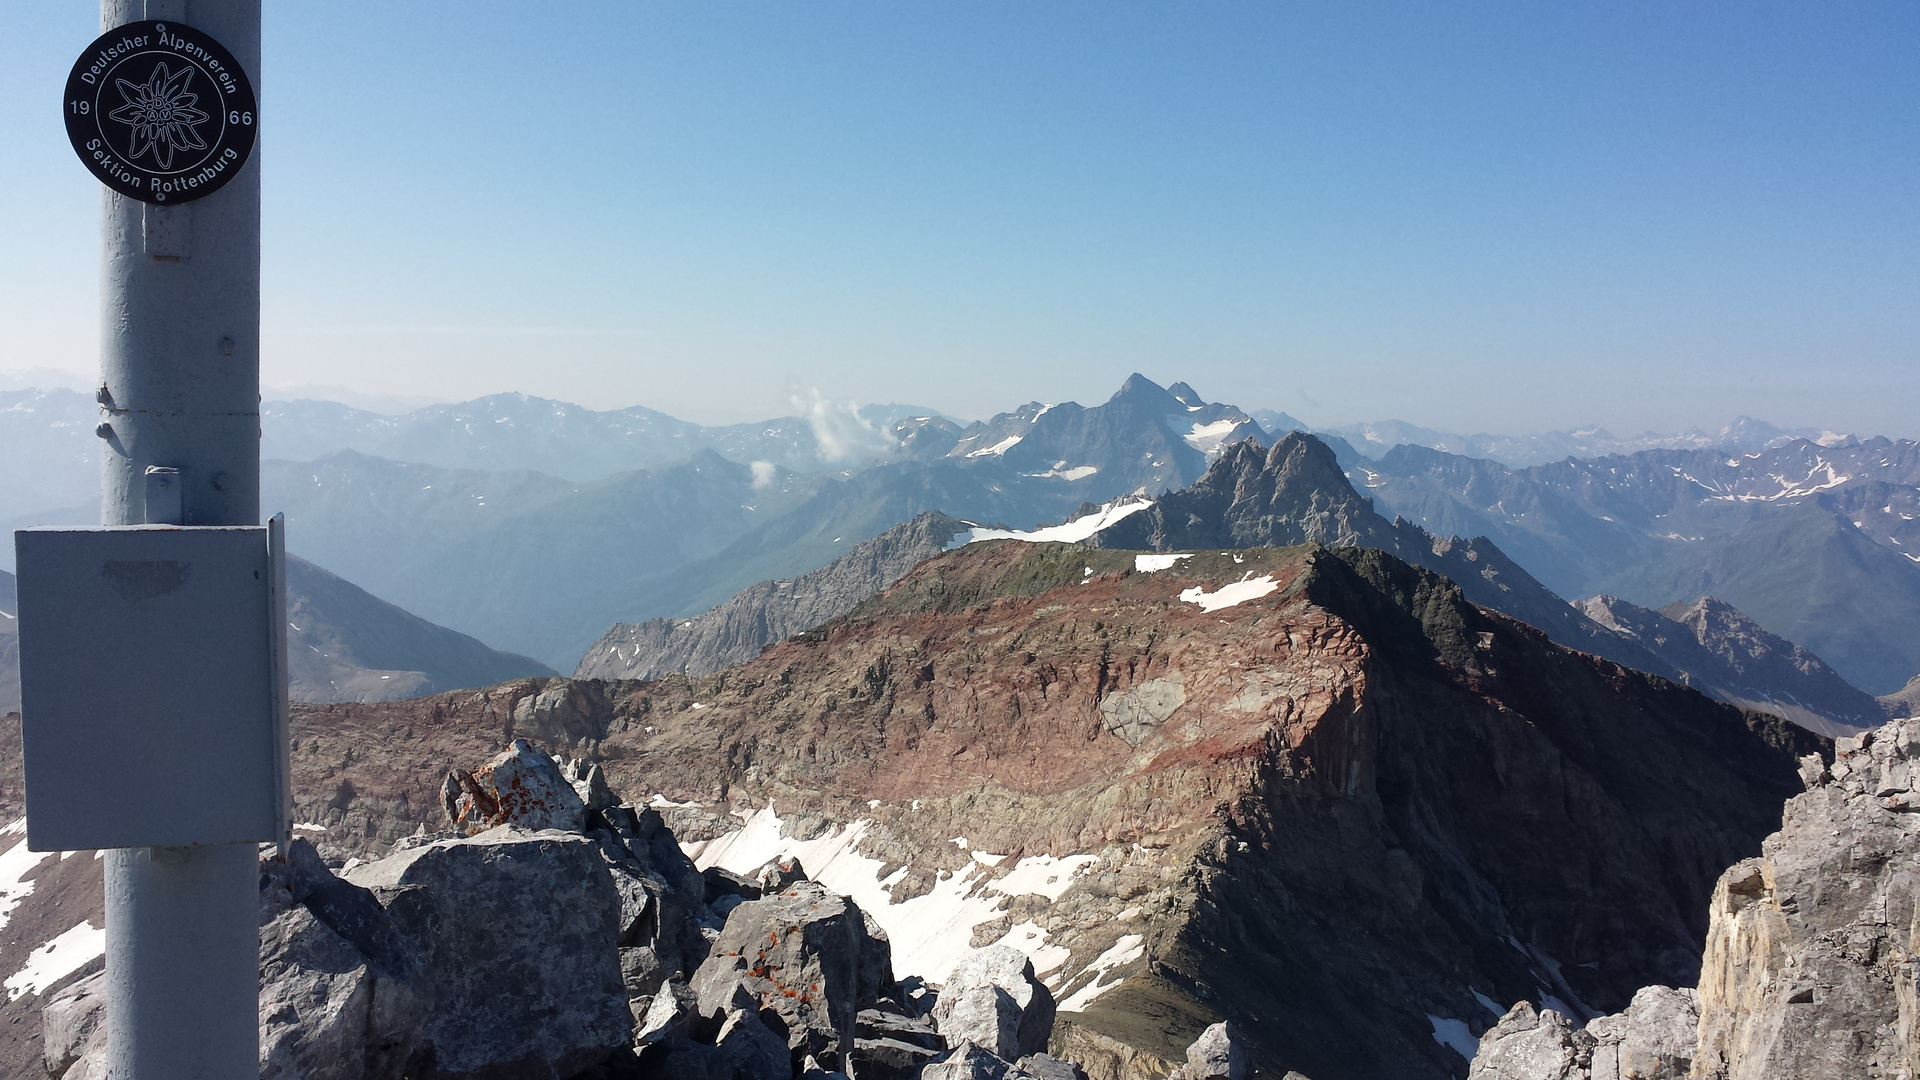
{"left": 1690, "top": 724, "right": 1920, "bottom": 1079}
{"left": 575, "top": 512, "right": 969, "bottom": 681}
{"left": 229, "top": 540, "right": 1812, "bottom": 1080}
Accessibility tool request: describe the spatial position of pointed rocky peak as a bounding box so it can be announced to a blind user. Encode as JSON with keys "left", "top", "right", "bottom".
{"left": 1167, "top": 381, "right": 1204, "bottom": 408}
{"left": 1106, "top": 373, "right": 1185, "bottom": 413}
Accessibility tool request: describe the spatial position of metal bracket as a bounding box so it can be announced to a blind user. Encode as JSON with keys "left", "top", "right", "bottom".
{"left": 144, "top": 466, "right": 183, "bottom": 525}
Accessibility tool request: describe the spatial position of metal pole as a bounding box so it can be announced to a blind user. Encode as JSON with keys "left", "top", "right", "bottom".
{"left": 96, "top": 0, "right": 261, "bottom": 1074}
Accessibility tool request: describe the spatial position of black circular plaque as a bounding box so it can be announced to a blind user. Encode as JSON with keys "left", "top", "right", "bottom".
{"left": 64, "top": 21, "right": 257, "bottom": 204}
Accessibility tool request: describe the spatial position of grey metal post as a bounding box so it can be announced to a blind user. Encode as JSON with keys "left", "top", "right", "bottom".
{"left": 96, "top": 0, "right": 262, "bottom": 1075}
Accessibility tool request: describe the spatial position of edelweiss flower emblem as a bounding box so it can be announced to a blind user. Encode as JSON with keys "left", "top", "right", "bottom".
{"left": 108, "top": 62, "right": 210, "bottom": 170}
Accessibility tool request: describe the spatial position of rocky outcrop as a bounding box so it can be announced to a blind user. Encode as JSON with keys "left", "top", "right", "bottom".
{"left": 1467, "top": 988, "right": 1698, "bottom": 1080}
{"left": 345, "top": 827, "right": 632, "bottom": 1079}
{"left": 1579, "top": 595, "right": 1883, "bottom": 735}
{"left": 441, "top": 738, "right": 589, "bottom": 834}
{"left": 1168, "top": 1022, "right": 1247, "bottom": 1080}
{"left": 931, "top": 947, "right": 1057, "bottom": 1060}
{"left": 576, "top": 512, "right": 970, "bottom": 681}
{"left": 692, "top": 880, "right": 894, "bottom": 1069}
{"left": 1884, "top": 674, "right": 1920, "bottom": 721}
{"left": 1688, "top": 723, "right": 1920, "bottom": 1078}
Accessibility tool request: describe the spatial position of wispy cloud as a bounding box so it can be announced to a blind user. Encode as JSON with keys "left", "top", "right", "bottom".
{"left": 797, "top": 391, "right": 895, "bottom": 463}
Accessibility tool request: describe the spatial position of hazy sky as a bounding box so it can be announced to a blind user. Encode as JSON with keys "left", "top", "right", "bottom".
{"left": 2, "top": 2, "right": 1915, "bottom": 435}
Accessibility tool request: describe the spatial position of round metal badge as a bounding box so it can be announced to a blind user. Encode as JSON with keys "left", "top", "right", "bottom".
{"left": 64, "top": 21, "right": 257, "bottom": 204}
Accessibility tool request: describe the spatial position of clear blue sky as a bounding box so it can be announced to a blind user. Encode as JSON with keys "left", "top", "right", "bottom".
{"left": 3, "top": 2, "right": 1915, "bottom": 436}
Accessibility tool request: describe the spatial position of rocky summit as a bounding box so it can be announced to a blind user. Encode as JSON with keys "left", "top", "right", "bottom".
{"left": 21, "top": 536, "right": 1803, "bottom": 1079}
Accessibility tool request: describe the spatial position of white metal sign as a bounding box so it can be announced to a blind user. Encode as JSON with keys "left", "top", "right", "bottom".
{"left": 14, "top": 519, "right": 289, "bottom": 851}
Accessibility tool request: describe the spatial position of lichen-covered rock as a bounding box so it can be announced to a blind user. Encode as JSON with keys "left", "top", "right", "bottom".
{"left": 932, "top": 946, "right": 1055, "bottom": 1059}
{"left": 346, "top": 825, "right": 630, "bottom": 1079}
{"left": 1690, "top": 722, "right": 1920, "bottom": 1079}
{"left": 442, "top": 738, "right": 587, "bottom": 833}
{"left": 691, "top": 881, "right": 894, "bottom": 1069}
{"left": 1011, "top": 1053, "right": 1091, "bottom": 1080}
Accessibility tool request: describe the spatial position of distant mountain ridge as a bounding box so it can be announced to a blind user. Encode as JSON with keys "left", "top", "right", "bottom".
{"left": 1263, "top": 412, "right": 1856, "bottom": 469}
{"left": 575, "top": 511, "right": 970, "bottom": 680}
{"left": 1578, "top": 595, "right": 1882, "bottom": 736}
{"left": 1346, "top": 437, "right": 1920, "bottom": 693}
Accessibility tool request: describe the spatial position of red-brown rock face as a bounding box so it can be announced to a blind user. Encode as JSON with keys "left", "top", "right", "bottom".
{"left": 0, "top": 540, "right": 1818, "bottom": 1080}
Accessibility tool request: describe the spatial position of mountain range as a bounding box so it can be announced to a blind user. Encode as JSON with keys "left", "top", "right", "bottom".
{"left": 1341, "top": 437, "right": 1920, "bottom": 693}
{"left": 1, "top": 375, "right": 1912, "bottom": 711}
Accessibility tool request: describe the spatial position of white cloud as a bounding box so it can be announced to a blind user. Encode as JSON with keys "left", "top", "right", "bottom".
{"left": 750, "top": 461, "right": 777, "bottom": 488}
{"left": 798, "top": 391, "right": 896, "bottom": 463}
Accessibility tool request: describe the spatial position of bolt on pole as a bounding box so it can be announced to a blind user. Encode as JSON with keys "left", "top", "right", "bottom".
{"left": 95, "top": 0, "right": 262, "bottom": 1075}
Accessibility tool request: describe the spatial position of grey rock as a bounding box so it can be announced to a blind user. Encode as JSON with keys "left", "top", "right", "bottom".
{"left": 443, "top": 738, "right": 587, "bottom": 833}
{"left": 623, "top": 945, "right": 669, "bottom": 1000}
{"left": 922, "top": 1040, "right": 1013, "bottom": 1080}
{"left": 1098, "top": 674, "right": 1185, "bottom": 746}
{"left": 1178, "top": 1022, "right": 1246, "bottom": 1080}
{"left": 939, "top": 985, "right": 1022, "bottom": 1060}
{"left": 259, "top": 903, "right": 426, "bottom": 1080}
{"left": 855, "top": 1008, "right": 943, "bottom": 1050}
{"left": 347, "top": 825, "right": 631, "bottom": 1079}
{"left": 1584, "top": 986, "right": 1697, "bottom": 1080}
{"left": 851, "top": 1037, "right": 942, "bottom": 1080}
{"left": 41, "top": 970, "right": 106, "bottom": 1080}
{"left": 566, "top": 757, "right": 618, "bottom": 811}
{"left": 692, "top": 880, "right": 893, "bottom": 1068}
{"left": 1467, "top": 1002, "right": 1593, "bottom": 1080}
{"left": 755, "top": 854, "right": 808, "bottom": 893}
{"left": 715, "top": 1008, "right": 794, "bottom": 1080}
{"left": 1469, "top": 988, "right": 1697, "bottom": 1080}
{"left": 931, "top": 946, "right": 1056, "bottom": 1059}
{"left": 637, "top": 980, "right": 693, "bottom": 1046}
{"left": 704, "top": 865, "right": 762, "bottom": 905}
{"left": 1692, "top": 719, "right": 1920, "bottom": 1079}
{"left": 1010, "top": 1053, "right": 1090, "bottom": 1080}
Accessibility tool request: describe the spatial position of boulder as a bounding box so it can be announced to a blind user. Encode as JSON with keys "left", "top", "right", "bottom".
{"left": 691, "top": 881, "right": 894, "bottom": 1068}
{"left": 1585, "top": 986, "right": 1698, "bottom": 1080}
{"left": 255, "top": 841, "right": 429, "bottom": 1080}
{"left": 565, "top": 757, "right": 618, "bottom": 811}
{"left": 41, "top": 970, "right": 106, "bottom": 1080}
{"left": 931, "top": 947, "right": 1056, "bottom": 1059}
{"left": 755, "top": 854, "right": 808, "bottom": 893}
{"left": 442, "top": 738, "right": 587, "bottom": 834}
{"left": 923, "top": 1041, "right": 1013, "bottom": 1080}
{"left": 1467, "top": 1003, "right": 1593, "bottom": 1080}
{"left": 1172, "top": 1023, "right": 1246, "bottom": 1080}
{"left": 704, "top": 865, "right": 762, "bottom": 905}
{"left": 1010, "top": 1053, "right": 1090, "bottom": 1080}
{"left": 715, "top": 1008, "right": 794, "bottom": 1080}
{"left": 346, "top": 825, "right": 631, "bottom": 1079}
{"left": 851, "top": 1037, "right": 942, "bottom": 1080}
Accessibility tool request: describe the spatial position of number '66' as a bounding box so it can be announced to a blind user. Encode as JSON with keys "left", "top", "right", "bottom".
{"left": 229, "top": 110, "right": 253, "bottom": 125}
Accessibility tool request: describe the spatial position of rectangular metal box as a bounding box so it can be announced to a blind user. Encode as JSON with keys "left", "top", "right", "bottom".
{"left": 14, "top": 522, "right": 290, "bottom": 851}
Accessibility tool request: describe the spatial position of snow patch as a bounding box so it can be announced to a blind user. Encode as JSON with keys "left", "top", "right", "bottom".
{"left": 1178, "top": 574, "right": 1279, "bottom": 612}
{"left": 686, "top": 803, "right": 1097, "bottom": 984}
{"left": 967, "top": 435, "right": 1024, "bottom": 458}
{"left": 1183, "top": 418, "right": 1246, "bottom": 456}
{"left": 6, "top": 921, "right": 103, "bottom": 1000}
{"left": 1057, "top": 934, "right": 1146, "bottom": 1011}
{"left": 0, "top": 823, "right": 54, "bottom": 936}
{"left": 1134, "top": 553, "right": 1193, "bottom": 573}
{"left": 957, "top": 499, "right": 1152, "bottom": 548}
{"left": 1427, "top": 1015, "right": 1479, "bottom": 1061}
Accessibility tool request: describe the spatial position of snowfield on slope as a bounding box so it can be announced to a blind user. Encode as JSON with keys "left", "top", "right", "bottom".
{"left": 683, "top": 803, "right": 1102, "bottom": 992}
